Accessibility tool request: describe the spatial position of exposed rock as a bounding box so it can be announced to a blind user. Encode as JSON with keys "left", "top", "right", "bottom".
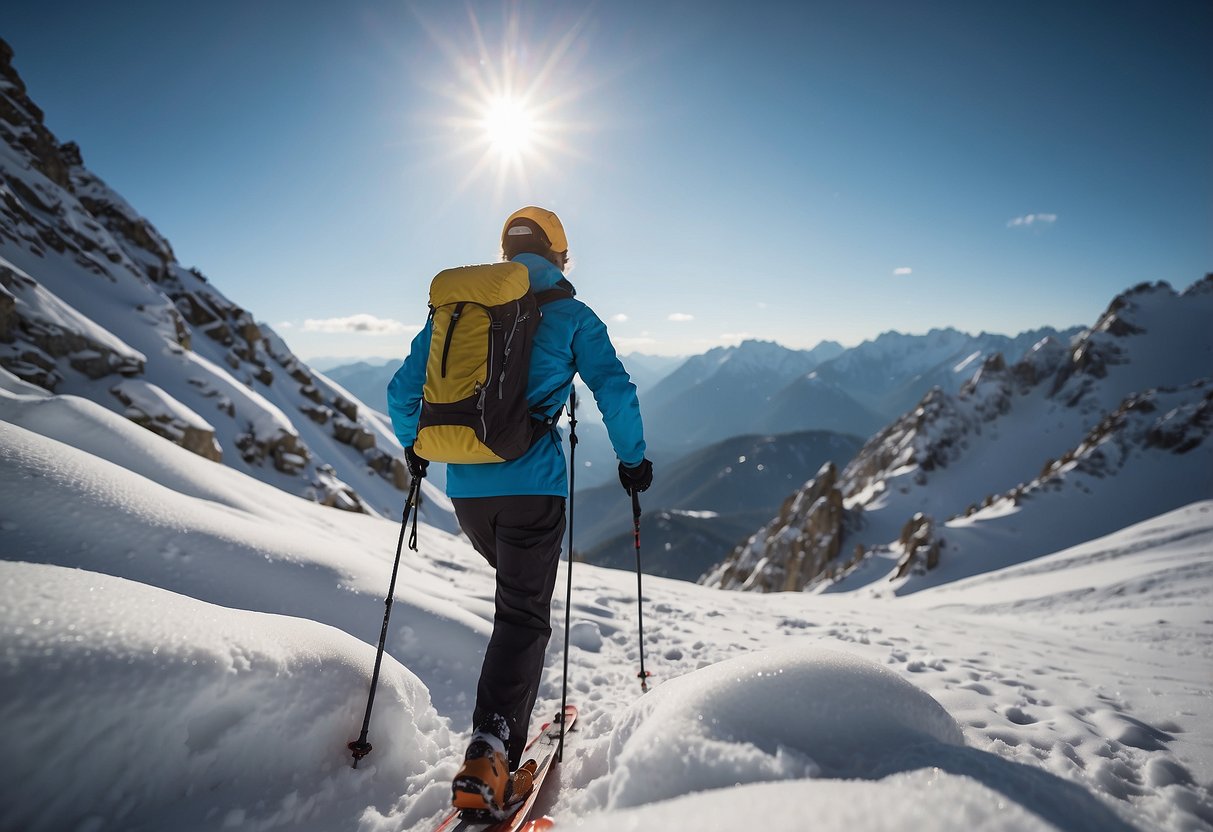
{"left": 234, "top": 426, "right": 309, "bottom": 474}
{"left": 892, "top": 513, "right": 941, "bottom": 579}
{"left": 110, "top": 382, "right": 222, "bottom": 463}
{"left": 705, "top": 462, "right": 849, "bottom": 592}
{"left": 1010, "top": 336, "right": 1067, "bottom": 389}
{"left": 77, "top": 196, "right": 174, "bottom": 267}
{"left": 1144, "top": 385, "right": 1212, "bottom": 455}
{"left": 306, "top": 464, "right": 369, "bottom": 514}
{"left": 332, "top": 395, "right": 358, "bottom": 422}
{"left": 333, "top": 418, "right": 376, "bottom": 451}
{"left": 0, "top": 264, "right": 145, "bottom": 381}
{"left": 300, "top": 404, "right": 331, "bottom": 425}
{"left": 175, "top": 293, "right": 220, "bottom": 327}
{"left": 0, "top": 40, "right": 71, "bottom": 190}
{"left": 365, "top": 447, "right": 410, "bottom": 490}
{"left": 0, "top": 346, "right": 60, "bottom": 389}
{"left": 0, "top": 285, "right": 15, "bottom": 342}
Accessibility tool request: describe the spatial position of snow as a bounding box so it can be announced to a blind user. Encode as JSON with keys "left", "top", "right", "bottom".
{"left": 0, "top": 254, "right": 147, "bottom": 365}
{"left": 111, "top": 378, "right": 215, "bottom": 431}
{"left": 3, "top": 381, "right": 1212, "bottom": 831}
{"left": 604, "top": 645, "right": 962, "bottom": 808}
{"left": 0, "top": 561, "right": 448, "bottom": 832}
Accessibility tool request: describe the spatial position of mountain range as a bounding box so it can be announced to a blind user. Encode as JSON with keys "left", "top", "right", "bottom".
{"left": 704, "top": 277, "right": 1213, "bottom": 593}
{"left": 575, "top": 430, "right": 866, "bottom": 581}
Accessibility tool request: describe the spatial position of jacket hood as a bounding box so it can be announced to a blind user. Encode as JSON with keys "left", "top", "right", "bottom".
{"left": 513, "top": 253, "right": 576, "bottom": 295}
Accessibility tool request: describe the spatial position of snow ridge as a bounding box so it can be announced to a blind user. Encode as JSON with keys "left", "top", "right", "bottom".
{"left": 705, "top": 277, "right": 1213, "bottom": 594}
{"left": 0, "top": 41, "right": 452, "bottom": 524}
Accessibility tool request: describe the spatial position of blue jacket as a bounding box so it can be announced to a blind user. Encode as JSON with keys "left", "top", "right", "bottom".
{"left": 387, "top": 253, "right": 646, "bottom": 498}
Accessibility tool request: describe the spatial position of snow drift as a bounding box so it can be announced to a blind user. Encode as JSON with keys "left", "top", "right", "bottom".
{"left": 0, "top": 561, "right": 448, "bottom": 832}
{"left": 605, "top": 645, "right": 963, "bottom": 809}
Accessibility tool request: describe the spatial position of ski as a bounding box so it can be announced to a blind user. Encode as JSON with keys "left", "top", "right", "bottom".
{"left": 434, "top": 705, "right": 578, "bottom": 832}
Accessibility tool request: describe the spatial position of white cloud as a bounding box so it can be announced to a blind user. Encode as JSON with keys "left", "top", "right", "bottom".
{"left": 668, "top": 313, "right": 694, "bottom": 322}
{"left": 893, "top": 267, "right": 913, "bottom": 276}
{"left": 274, "top": 321, "right": 294, "bottom": 329}
{"left": 611, "top": 313, "right": 629, "bottom": 323}
{"left": 1007, "top": 213, "right": 1058, "bottom": 228}
{"left": 302, "top": 314, "right": 414, "bottom": 335}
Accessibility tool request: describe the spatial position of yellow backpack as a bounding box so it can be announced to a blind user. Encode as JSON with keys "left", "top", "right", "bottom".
{"left": 413, "top": 262, "right": 570, "bottom": 463}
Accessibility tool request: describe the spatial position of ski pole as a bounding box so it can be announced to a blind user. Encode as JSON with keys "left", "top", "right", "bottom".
{"left": 348, "top": 475, "right": 422, "bottom": 768}
{"left": 557, "top": 388, "right": 578, "bottom": 762}
{"left": 632, "top": 489, "right": 651, "bottom": 692}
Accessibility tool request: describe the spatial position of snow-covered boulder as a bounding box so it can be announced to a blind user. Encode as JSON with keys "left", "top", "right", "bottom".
{"left": 110, "top": 378, "right": 222, "bottom": 461}
{"left": 605, "top": 645, "right": 962, "bottom": 809}
{"left": 0, "top": 561, "right": 448, "bottom": 832}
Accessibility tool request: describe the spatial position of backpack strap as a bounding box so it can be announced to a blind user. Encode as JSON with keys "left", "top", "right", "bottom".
{"left": 524, "top": 279, "right": 576, "bottom": 448}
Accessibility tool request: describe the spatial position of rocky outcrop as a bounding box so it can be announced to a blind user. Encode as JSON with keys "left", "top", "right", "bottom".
{"left": 701, "top": 275, "right": 1212, "bottom": 594}
{"left": 235, "top": 429, "right": 309, "bottom": 475}
{"left": 704, "top": 462, "right": 850, "bottom": 592}
{"left": 110, "top": 381, "right": 222, "bottom": 463}
{"left": 0, "top": 282, "right": 15, "bottom": 341}
{"left": 307, "top": 464, "right": 370, "bottom": 514}
{"left": 366, "top": 447, "right": 410, "bottom": 490}
{"left": 0, "top": 263, "right": 145, "bottom": 388}
{"left": 892, "top": 513, "right": 941, "bottom": 579}
{"left": 0, "top": 39, "right": 72, "bottom": 191}
{"left": 333, "top": 417, "right": 375, "bottom": 451}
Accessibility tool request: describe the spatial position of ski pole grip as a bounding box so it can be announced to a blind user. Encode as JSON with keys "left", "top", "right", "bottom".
{"left": 631, "top": 488, "right": 641, "bottom": 520}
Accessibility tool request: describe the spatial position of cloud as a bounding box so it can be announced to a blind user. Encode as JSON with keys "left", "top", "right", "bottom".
{"left": 893, "top": 267, "right": 913, "bottom": 276}
{"left": 611, "top": 313, "right": 629, "bottom": 323}
{"left": 274, "top": 321, "right": 294, "bottom": 329}
{"left": 667, "top": 313, "right": 694, "bottom": 322}
{"left": 302, "top": 314, "right": 414, "bottom": 335}
{"left": 1007, "top": 213, "right": 1058, "bottom": 228}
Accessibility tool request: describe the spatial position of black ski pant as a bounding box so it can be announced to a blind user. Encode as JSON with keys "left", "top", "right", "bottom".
{"left": 452, "top": 494, "right": 565, "bottom": 770}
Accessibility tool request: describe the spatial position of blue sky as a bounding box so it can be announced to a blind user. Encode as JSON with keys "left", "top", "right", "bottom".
{"left": 5, "top": 0, "right": 1210, "bottom": 360}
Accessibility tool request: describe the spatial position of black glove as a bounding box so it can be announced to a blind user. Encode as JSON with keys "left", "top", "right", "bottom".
{"left": 618, "top": 458, "right": 653, "bottom": 494}
{"left": 405, "top": 445, "right": 429, "bottom": 479}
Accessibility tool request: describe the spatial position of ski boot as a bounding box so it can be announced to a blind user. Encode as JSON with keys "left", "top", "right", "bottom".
{"left": 452, "top": 730, "right": 509, "bottom": 816}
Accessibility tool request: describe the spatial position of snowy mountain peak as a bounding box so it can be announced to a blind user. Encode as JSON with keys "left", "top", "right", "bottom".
{"left": 0, "top": 39, "right": 448, "bottom": 523}
{"left": 703, "top": 275, "right": 1213, "bottom": 595}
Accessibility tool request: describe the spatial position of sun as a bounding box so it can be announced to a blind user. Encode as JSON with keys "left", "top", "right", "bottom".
{"left": 482, "top": 95, "right": 536, "bottom": 158}
{"left": 409, "top": 4, "right": 592, "bottom": 201}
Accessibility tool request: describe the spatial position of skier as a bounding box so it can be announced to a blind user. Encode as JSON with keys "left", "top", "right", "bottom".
{"left": 387, "top": 206, "right": 652, "bottom": 813}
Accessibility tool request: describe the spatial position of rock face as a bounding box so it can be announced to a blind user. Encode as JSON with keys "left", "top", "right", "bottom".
{"left": 702, "top": 277, "right": 1213, "bottom": 593}
{"left": 891, "top": 513, "right": 940, "bottom": 579}
{"left": 704, "top": 462, "right": 850, "bottom": 591}
{"left": 110, "top": 380, "right": 222, "bottom": 463}
{"left": 0, "top": 39, "right": 424, "bottom": 521}
{"left": 0, "top": 264, "right": 146, "bottom": 389}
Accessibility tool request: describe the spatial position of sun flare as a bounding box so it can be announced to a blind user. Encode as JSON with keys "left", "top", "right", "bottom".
{"left": 482, "top": 96, "right": 535, "bottom": 157}
{"left": 412, "top": 4, "right": 591, "bottom": 201}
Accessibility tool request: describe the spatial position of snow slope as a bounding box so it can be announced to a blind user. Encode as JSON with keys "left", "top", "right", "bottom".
{"left": 0, "top": 42, "right": 451, "bottom": 525}
{"left": 2, "top": 375, "right": 1211, "bottom": 831}
{"left": 709, "top": 278, "right": 1213, "bottom": 593}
